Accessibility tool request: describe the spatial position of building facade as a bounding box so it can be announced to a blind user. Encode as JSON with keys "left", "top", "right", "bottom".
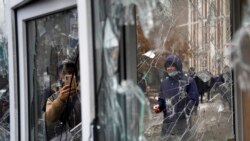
{"left": 187, "top": 0, "right": 231, "bottom": 74}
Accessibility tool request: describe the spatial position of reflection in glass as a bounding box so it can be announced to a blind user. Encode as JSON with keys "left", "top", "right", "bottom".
{"left": 27, "top": 9, "right": 81, "bottom": 141}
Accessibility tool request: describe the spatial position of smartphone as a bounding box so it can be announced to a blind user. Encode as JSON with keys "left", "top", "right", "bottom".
{"left": 64, "top": 74, "right": 77, "bottom": 89}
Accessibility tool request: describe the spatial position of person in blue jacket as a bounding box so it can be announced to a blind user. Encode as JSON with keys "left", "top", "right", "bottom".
{"left": 153, "top": 54, "right": 199, "bottom": 141}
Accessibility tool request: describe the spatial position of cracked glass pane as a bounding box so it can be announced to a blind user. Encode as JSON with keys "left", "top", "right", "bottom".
{"left": 0, "top": 0, "right": 9, "bottom": 141}
{"left": 232, "top": 15, "right": 250, "bottom": 90}
{"left": 136, "top": 0, "right": 234, "bottom": 141}
{"left": 27, "top": 9, "right": 81, "bottom": 141}
{"left": 92, "top": 0, "right": 234, "bottom": 140}
{"left": 92, "top": 0, "right": 154, "bottom": 140}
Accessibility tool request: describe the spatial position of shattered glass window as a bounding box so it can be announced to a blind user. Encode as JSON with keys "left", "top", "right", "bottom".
{"left": 0, "top": 0, "right": 9, "bottom": 141}
{"left": 27, "top": 8, "right": 81, "bottom": 141}
{"left": 137, "top": 0, "right": 234, "bottom": 141}
{"left": 232, "top": 10, "right": 250, "bottom": 91}
{"left": 91, "top": 0, "right": 151, "bottom": 140}
{"left": 91, "top": 0, "right": 234, "bottom": 141}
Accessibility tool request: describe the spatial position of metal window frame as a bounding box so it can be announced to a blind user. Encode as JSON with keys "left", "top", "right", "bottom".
{"left": 7, "top": 0, "right": 96, "bottom": 141}
{"left": 7, "top": 1, "right": 20, "bottom": 141}
{"left": 77, "top": 0, "right": 96, "bottom": 140}
{"left": 16, "top": 1, "right": 77, "bottom": 140}
{"left": 231, "top": 0, "right": 244, "bottom": 141}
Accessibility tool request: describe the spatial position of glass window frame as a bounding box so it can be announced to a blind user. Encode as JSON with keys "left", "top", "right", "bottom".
{"left": 14, "top": 0, "right": 81, "bottom": 140}
{"left": 230, "top": 0, "right": 244, "bottom": 140}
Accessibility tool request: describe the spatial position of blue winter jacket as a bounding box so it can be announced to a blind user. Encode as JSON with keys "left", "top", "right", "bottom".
{"left": 158, "top": 55, "right": 199, "bottom": 123}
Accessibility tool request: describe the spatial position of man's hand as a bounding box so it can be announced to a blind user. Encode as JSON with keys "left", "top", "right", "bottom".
{"left": 153, "top": 104, "right": 161, "bottom": 113}
{"left": 58, "top": 85, "right": 77, "bottom": 102}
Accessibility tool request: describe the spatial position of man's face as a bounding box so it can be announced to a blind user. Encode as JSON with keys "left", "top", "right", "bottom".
{"left": 166, "top": 65, "right": 177, "bottom": 74}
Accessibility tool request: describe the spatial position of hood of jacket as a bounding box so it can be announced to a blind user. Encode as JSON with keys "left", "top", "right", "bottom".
{"left": 164, "top": 54, "right": 183, "bottom": 72}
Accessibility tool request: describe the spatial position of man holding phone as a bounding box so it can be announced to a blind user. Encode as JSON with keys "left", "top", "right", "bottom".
{"left": 45, "top": 59, "right": 81, "bottom": 136}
